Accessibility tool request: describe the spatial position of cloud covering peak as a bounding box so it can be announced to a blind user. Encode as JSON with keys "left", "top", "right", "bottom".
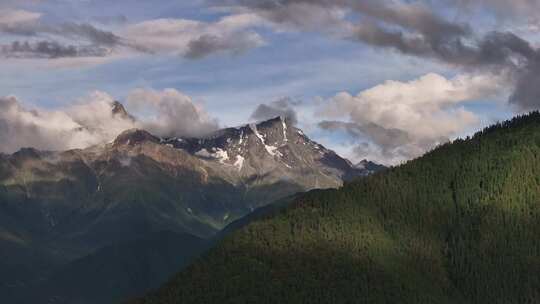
{"left": 250, "top": 97, "right": 299, "bottom": 125}
{"left": 126, "top": 88, "right": 219, "bottom": 138}
{"left": 0, "top": 89, "right": 219, "bottom": 153}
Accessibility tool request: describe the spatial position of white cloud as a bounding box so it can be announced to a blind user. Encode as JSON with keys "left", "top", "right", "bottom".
{"left": 68, "top": 91, "right": 137, "bottom": 144}
{"left": 126, "top": 88, "right": 219, "bottom": 138}
{"left": 122, "top": 13, "right": 265, "bottom": 58}
{"left": 0, "top": 89, "right": 219, "bottom": 153}
{"left": 0, "top": 94, "right": 127, "bottom": 153}
{"left": 0, "top": 9, "right": 41, "bottom": 25}
{"left": 319, "top": 72, "right": 507, "bottom": 164}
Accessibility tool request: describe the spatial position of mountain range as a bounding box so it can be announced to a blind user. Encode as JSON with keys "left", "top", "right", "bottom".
{"left": 0, "top": 102, "right": 383, "bottom": 303}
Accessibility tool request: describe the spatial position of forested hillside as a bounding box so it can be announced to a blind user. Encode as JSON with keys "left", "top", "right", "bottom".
{"left": 130, "top": 112, "right": 540, "bottom": 304}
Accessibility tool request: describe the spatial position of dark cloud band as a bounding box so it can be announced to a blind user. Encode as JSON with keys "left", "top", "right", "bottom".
{"left": 1, "top": 40, "right": 111, "bottom": 58}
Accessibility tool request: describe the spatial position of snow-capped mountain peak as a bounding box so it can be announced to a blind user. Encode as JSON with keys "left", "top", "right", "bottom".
{"left": 161, "top": 116, "right": 383, "bottom": 180}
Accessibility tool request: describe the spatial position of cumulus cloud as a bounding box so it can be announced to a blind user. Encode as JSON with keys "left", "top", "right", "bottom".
{"left": 67, "top": 91, "right": 137, "bottom": 142}
{"left": 122, "top": 13, "right": 265, "bottom": 59}
{"left": 0, "top": 94, "right": 131, "bottom": 153}
{"left": 0, "top": 89, "right": 218, "bottom": 153}
{"left": 126, "top": 88, "right": 219, "bottom": 138}
{"left": 318, "top": 121, "right": 420, "bottom": 165}
{"left": 250, "top": 97, "right": 299, "bottom": 125}
{"left": 319, "top": 121, "right": 411, "bottom": 153}
{"left": 318, "top": 73, "right": 506, "bottom": 164}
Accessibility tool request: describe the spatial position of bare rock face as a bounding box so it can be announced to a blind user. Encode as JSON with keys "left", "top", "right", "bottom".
{"left": 113, "top": 129, "right": 159, "bottom": 146}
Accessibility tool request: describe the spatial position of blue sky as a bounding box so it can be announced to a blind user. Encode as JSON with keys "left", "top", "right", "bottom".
{"left": 1, "top": 0, "right": 537, "bottom": 164}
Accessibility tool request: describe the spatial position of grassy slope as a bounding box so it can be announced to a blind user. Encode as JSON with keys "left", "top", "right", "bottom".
{"left": 131, "top": 112, "right": 540, "bottom": 304}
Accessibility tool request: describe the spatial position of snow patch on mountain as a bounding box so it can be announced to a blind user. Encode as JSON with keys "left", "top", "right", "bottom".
{"left": 234, "top": 155, "right": 245, "bottom": 170}
{"left": 250, "top": 123, "right": 282, "bottom": 157}
{"left": 196, "top": 148, "right": 229, "bottom": 163}
{"left": 281, "top": 117, "right": 288, "bottom": 143}
{"left": 195, "top": 149, "right": 212, "bottom": 158}
{"left": 265, "top": 144, "right": 282, "bottom": 157}
{"left": 214, "top": 149, "right": 229, "bottom": 163}
{"left": 238, "top": 130, "right": 244, "bottom": 145}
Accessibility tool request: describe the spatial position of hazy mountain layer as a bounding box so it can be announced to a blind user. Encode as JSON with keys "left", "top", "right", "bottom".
{"left": 9, "top": 231, "right": 206, "bottom": 304}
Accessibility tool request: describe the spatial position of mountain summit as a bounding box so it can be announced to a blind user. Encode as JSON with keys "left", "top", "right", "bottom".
{"left": 164, "top": 116, "right": 368, "bottom": 185}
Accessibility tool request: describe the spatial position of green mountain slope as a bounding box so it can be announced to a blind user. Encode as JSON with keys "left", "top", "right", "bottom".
{"left": 130, "top": 112, "right": 540, "bottom": 304}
